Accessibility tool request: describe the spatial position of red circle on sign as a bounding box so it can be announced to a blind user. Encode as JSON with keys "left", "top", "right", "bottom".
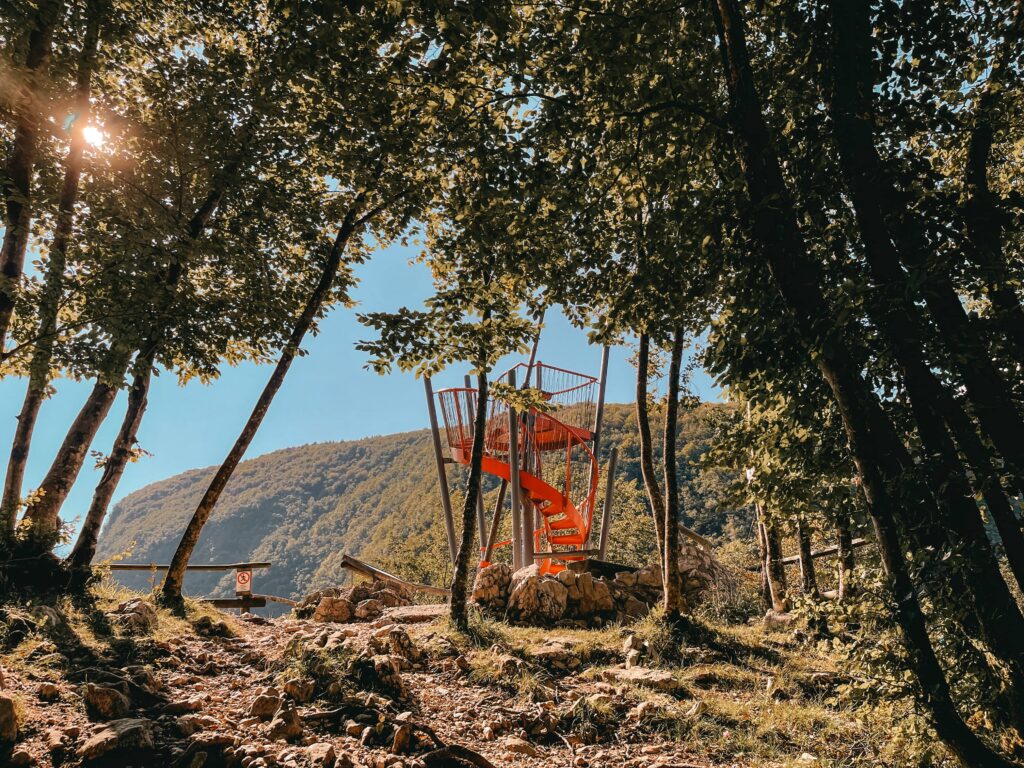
{"left": 236, "top": 572, "right": 251, "bottom": 584}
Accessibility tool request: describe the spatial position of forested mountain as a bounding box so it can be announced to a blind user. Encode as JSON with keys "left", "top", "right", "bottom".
{"left": 97, "top": 402, "right": 747, "bottom": 601}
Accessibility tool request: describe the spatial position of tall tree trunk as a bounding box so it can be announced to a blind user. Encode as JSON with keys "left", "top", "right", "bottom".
{"left": 836, "top": 513, "right": 855, "bottom": 601}
{"left": 826, "top": 0, "right": 1024, "bottom": 494}
{"left": 450, "top": 371, "right": 488, "bottom": 632}
{"left": 708, "top": 2, "right": 1015, "bottom": 763}
{"left": 827, "top": 0, "right": 1024, "bottom": 687}
{"left": 66, "top": 345, "right": 155, "bottom": 570}
{"left": 19, "top": 349, "right": 129, "bottom": 549}
{"left": 662, "top": 328, "right": 684, "bottom": 620}
{"left": 160, "top": 203, "right": 364, "bottom": 604}
{"left": 0, "top": 0, "right": 61, "bottom": 351}
{"left": 796, "top": 517, "right": 818, "bottom": 598}
{"left": 635, "top": 333, "right": 667, "bottom": 563}
{"left": 962, "top": 4, "right": 1024, "bottom": 354}
{"left": 2, "top": 0, "right": 101, "bottom": 535}
{"left": 763, "top": 519, "right": 788, "bottom": 611}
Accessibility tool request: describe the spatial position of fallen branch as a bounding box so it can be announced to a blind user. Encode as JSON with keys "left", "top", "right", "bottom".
{"left": 422, "top": 745, "right": 497, "bottom": 768}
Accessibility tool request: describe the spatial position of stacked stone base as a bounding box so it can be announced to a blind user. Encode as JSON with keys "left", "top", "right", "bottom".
{"left": 472, "top": 536, "right": 732, "bottom": 627}
{"left": 294, "top": 579, "right": 413, "bottom": 623}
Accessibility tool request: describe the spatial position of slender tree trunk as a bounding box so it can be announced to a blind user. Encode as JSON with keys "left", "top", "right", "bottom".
{"left": 160, "top": 203, "right": 364, "bottom": 604}
{"left": 0, "top": 0, "right": 61, "bottom": 351}
{"left": 2, "top": 1, "right": 101, "bottom": 535}
{"left": 708, "top": 2, "right": 1015, "bottom": 763}
{"left": 66, "top": 346, "right": 155, "bottom": 570}
{"left": 662, "top": 328, "right": 684, "bottom": 620}
{"left": 796, "top": 517, "right": 818, "bottom": 598}
{"left": 763, "top": 519, "right": 788, "bottom": 611}
{"left": 19, "top": 349, "right": 129, "bottom": 549}
{"left": 635, "top": 333, "right": 667, "bottom": 564}
{"left": 755, "top": 514, "right": 772, "bottom": 609}
{"left": 836, "top": 514, "right": 855, "bottom": 601}
{"left": 450, "top": 371, "right": 488, "bottom": 631}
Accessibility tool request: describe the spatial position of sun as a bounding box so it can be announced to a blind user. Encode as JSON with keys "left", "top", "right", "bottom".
{"left": 82, "top": 125, "right": 105, "bottom": 147}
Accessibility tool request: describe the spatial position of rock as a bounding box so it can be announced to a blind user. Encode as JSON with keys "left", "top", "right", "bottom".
{"left": 37, "top": 682, "right": 60, "bottom": 701}
{"left": 614, "top": 570, "right": 638, "bottom": 587}
{"left": 194, "top": 615, "right": 232, "bottom": 637}
{"left": 159, "top": 694, "right": 206, "bottom": 716}
{"left": 507, "top": 565, "right": 568, "bottom": 624}
{"left": 355, "top": 599, "right": 384, "bottom": 620}
{"left": 763, "top": 610, "right": 797, "bottom": 631}
{"left": 471, "top": 563, "right": 513, "bottom": 612}
{"left": 349, "top": 654, "right": 406, "bottom": 699}
{"left": 345, "top": 720, "right": 363, "bottom": 737}
{"left": 530, "top": 640, "right": 580, "bottom": 671}
{"left": 308, "top": 742, "right": 337, "bottom": 767}
{"left": 601, "top": 667, "right": 686, "bottom": 695}
{"left": 10, "top": 748, "right": 32, "bottom": 766}
{"left": 83, "top": 683, "right": 131, "bottom": 720}
{"left": 392, "top": 723, "right": 414, "bottom": 754}
{"left": 268, "top": 701, "right": 303, "bottom": 741}
{"left": 504, "top": 736, "right": 542, "bottom": 757}
{"left": 0, "top": 693, "right": 20, "bottom": 742}
{"left": 110, "top": 598, "right": 158, "bottom": 633}
{"left": 248, "top": 688, "right": 283, "bottom": 720}
{"left": 77, "top": 718, "right": 155, "bottom": 760}
{"left": 635, "top": 564, "right": 662, "bottom": 588}
{"left": 313, "top": 597, "right": 355, "bottom": 624}
{"left": 283, "top": 678, "right": 316, "bottom": 703}
{"left": 388, "top": 627, "right": 422, "bottom": 664}
{"left": 624, "top": 649, "right": 642, "bottom": 669}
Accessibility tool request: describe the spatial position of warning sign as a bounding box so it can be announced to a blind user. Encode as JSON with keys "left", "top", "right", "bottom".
{"left": 235, "top": 569, "right": 252, "bottom": 595}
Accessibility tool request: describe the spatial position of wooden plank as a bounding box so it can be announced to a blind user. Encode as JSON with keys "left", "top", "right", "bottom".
{"left": 341, "top": 553, "right": 450, "bottom": 597}
{"left": 780, "top": 538, "right": 868, "bottom": 566}
{"left": 206, "top": 597, "right": 267, "bottom": 609}
{"left": 108, "top": 562, "right": 271, "bottom": 572}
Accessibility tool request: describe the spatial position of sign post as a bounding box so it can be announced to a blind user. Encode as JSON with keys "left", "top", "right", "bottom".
{"left": 235, "top": 569, "right": 253, "bottom": 615}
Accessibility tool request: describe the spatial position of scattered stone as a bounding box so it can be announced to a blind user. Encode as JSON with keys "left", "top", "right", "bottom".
{"left": 37, "top": 682, "right": 60, "bottom": 701}
{"left": 283, "top": 677, "right": 316, "bottom": 703}
{"left": 601, "top": 667, "right": 686, "bottom": 695}
{"left": 624, "top": 649, "right": 643, "bottom": 669}
{"left": 268, "top": 701, "right": 303, "bottom": 741}
{"left": 83, "top": 683, "right": 131, "bottom": 720}
{"left": 194, "top": 615, "right": 232, "bottom": 637}
{"left": 10, "top": 748, "right": 32, "bottom": 766}
{"left": 763, "top": 610, "right": 797, "bottom": 631}
{"left": 355, "top": 599, "right": 384, "bottom": 620}
{"left": 77, "top": 718, "right": 155, "bottom": 760}
{"left": 504, "top": 736, "right": 542, "bottom": 757}
{"left": 308, "top": 742, "right": 337, "bottom": 767}
{"left": 248, "top": 687, "right": 283, "bottom": 720}
{"left": 110, "top": 598, "right": 158, "bottom": 633}
{"left": 392, "top": 723, "right": 414, "bottom": 754}
{"left": 0, "top": 693, "right": 20, "bottom": 742}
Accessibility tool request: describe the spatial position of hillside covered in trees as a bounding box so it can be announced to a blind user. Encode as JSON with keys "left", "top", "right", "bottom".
{"left": 97, "top": 402, "right": 746, "bottom": 601}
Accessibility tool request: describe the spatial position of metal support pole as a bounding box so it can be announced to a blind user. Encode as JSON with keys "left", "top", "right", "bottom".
{"left": 508, "top": 370, "right": 523, "bottom": 570}
{"left": 425, "top": 376, "right": 457, "bottom": 565}
{"left": 598, "top": 447, "right": 618, "bottom": 560}
{"left": 522, "top": 496, "right": 536, "bottom": 567}
{"left": 587, "top": 345, "right": 610, "bottom": 547}
{"left": 483, "top": 479, "right": 507, "bottom": 563}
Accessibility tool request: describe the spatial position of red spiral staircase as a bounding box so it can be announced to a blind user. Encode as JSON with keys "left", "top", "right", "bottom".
{"left": 435, "top": 363, "right": 600, "bottom": 574}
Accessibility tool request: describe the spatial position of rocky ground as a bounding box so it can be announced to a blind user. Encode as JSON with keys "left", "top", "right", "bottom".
{"left": 0, "top": 579, "right": 938, "bottom": 768}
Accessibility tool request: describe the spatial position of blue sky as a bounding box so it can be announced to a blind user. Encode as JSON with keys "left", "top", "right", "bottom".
{"left": 0, "top": 240, "right": 720, "bottom": 535}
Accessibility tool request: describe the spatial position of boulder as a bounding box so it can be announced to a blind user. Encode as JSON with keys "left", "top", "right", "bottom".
{"left": 77, "top": 718, "right": 155, "bottom": 761}
{"left": 507, "top": 565, "right": 567, "bottom": 624}
{"left": 471, "top": 563, "right": 512, "bottom": 612}
{"left": 109, "top": 598, "right": 158, "bottom": 634}
{"left": 354, "top": 599, "right": 383, "bottom": 620}
{"left": 308, "top": 742, "right": 337, "bottom": 767}
{"left": 0, "top": 693, "right": 20, "bottom": 742}
{"left": 83, "top": 683, "right": 131, "bottom": 720}
{"left": 248, "top": 687, "right": 282, "bottom": 720}
{"left": 283, "top": 677, "right": 316, "bottom": 703}
{"left": 313, "top": 597, "right": 354, "bottom": 624}
{"left": 387, "top": 627, "right": 422, "bottom": 665}
{"left": 267, "top": 701, "right": 303, "bottom": 741}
